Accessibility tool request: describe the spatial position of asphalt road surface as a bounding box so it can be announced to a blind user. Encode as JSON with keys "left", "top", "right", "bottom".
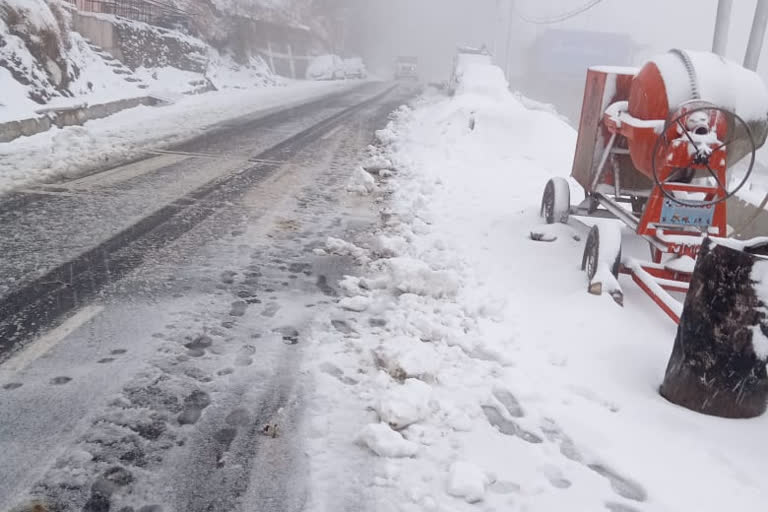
{"left": 0, "top": 81, "right": 409, "bottom": 512}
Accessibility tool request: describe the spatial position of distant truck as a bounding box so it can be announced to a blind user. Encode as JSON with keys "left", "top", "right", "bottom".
{"left": 449, "top": 45, "right": 493, "bottom": 95}
{"left": 395, "top": 56, "right": 419, "bottom": 81}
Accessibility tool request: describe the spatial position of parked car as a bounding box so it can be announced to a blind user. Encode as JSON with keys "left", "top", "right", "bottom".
{"left": 395, "top": 56, "right": 419, "bottom": 81}
{"left": 449, "top": 46, "right": 493, "bottom": 95}
{"left": 343, "top": 57, "right": 367, "bottom": 79}
{"left": 306, "top": 55, "right": 345, "bottom": 80}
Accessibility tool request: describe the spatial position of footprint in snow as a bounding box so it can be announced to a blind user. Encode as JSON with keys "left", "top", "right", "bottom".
{"left": 540, "top": 419, "right": 582, "bottom": 462}
{"left": 481, "top": 405, "right": 542, "bottom": 443}
{"left": 261, "top": 302, "right": 281, "bottom": 318}
{"left": 184, "top": 335, "right": 213, "bottom": 351}
{"left": 220, "top": 271, "right": 237, "bottom": 284}
{"left": 319, "top": 362, "right": 358, "bottom": 385}
{"left": 230, "top": 301, "right": 248, "bottom": 317}
{"left": 540, "top": 465, "right": 572, "bottom": 489}
{"left": 274, "top": 326, "right": 299, "bottom": 345}
{"left": 177, "top": 390, "right": 211, "bottom": 426}
{"left": 605, "top": 502, "right": 642, "bottom": 512}
{"left": 493, "top": 389, "right": 524, "bottom": 418}
{"left": 331, "top": 319, "right": 356, "bottom": 335}
{"left": 225, "top": 408, "right": 251, "bottom": 426}
{"left": 488, "top": 480, "right": 521, "bottom": 494}
{"left": 589, "top": 464, "right": 647, "bottom": 502}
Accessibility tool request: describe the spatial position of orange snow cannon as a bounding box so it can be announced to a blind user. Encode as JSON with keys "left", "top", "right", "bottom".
{"left": 539, "top": 49, "right": 768, "bottom": 323}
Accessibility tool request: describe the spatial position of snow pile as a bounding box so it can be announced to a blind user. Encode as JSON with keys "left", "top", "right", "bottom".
{"left": 454, "top": 61, "right": 509, "bottom": 101}
{"left": 206, "top": 52, "right": 281, "bottom": 90}
{"left": 447, "top": 461, "right": 490, "bottom": 503}
{"left": 346, "top": 167, "right": 376, "bottom": 195}
{"left": 303, "top": 71, "right": 768, "bottom": 511}
{"left": 357, "top": 423, "right": 419, "bottom": 458}
{"left": 377, "top": 378, "right": 432, "bottom": 430}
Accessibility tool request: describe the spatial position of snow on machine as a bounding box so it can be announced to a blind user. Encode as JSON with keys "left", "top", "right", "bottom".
{"left": 539, "top": 49, "right": 768, "bottom": 418}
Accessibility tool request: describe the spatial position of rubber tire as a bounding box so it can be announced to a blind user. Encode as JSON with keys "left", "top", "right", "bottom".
{"left": 540, "top": 177, "right": 570, "bottom": 224}
{"left": 581, "top": 225, "right": 621, "bottom": 280}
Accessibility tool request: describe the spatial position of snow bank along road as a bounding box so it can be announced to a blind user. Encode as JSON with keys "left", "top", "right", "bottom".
{"left": 0, "top": 81, "right": 406, "bottom": 511}
{"left": 303, "top": 85, "right": 768, "bottom": 512}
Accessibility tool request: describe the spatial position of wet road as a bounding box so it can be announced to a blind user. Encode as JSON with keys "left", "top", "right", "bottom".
{"left": 0, "top": 82, "right": 407, "bottom": 511}
{"left": 0, "top": 82, "right": 392, "bottom": 354}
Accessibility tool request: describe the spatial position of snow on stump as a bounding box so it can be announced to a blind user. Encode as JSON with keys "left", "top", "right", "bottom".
{"left": 447, "top": 461, "right": 489, "bottom": 503}
{"left": 660, "top": 238, "right": 768, "bottom": 418}
{"left": 357, "top": 423, "right": 418, "bottom": 458}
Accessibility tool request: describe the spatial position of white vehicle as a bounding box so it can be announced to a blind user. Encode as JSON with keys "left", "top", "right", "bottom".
{"left": 343, "top": 57, "right": 367, "bottom": 79}
{"left": 306, "top": 55, "right": 345, "bottom": 81}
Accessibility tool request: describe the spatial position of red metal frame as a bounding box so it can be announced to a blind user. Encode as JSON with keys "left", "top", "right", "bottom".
{"left": 602, "top": 106, "right": 728, "bottom": 323}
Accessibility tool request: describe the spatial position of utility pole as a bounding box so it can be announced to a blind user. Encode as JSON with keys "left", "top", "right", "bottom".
{"left": 745, "top": 0, "right": 768, "bottom": 70}
{"left": 504, "top": 0, "right": 515, "bottom": 82}
{"left": 712, "top": 0, "right": 732, "bottom": 57}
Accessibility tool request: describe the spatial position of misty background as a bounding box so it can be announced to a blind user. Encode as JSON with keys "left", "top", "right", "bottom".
{"left": 342, "top": 0, "right": 768, "bottom": 122}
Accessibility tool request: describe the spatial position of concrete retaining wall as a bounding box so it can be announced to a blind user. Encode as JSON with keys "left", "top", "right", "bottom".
{"left": 71, "top": 11, "right": 207, "bottom": 72}
{"left": 71, "top": 11, "right": 124, "bottom": 61}
{"left": 0, "top": 96, "right": 158, "bottom": 143}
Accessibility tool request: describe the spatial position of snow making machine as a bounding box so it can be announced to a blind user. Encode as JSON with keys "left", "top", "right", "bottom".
{"left": 540, "top": 49, "right": 768, "bottom": 322}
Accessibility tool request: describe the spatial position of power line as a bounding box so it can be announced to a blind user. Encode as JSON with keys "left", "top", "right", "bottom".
{"left": 513, "top": 0, "right": 606, "bottom": 25}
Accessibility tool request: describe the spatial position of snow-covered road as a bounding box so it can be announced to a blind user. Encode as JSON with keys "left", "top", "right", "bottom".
{"left": 0, "top": 79, "right": 360, "bottom": 195}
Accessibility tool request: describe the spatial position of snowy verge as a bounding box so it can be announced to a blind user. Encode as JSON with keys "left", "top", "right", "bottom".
{"left": 302, "top": 71, "right": 768, "bottom": 512}
{"left": 0, "top": 80, "right": 357, "bottom": 194}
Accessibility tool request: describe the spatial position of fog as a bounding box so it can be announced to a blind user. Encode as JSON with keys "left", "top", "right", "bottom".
{"left": 345, "top": 0, "right": 768, "bottom": 121}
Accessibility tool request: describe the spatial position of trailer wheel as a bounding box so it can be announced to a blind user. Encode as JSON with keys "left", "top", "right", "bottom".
{"left": 581, "top": 225, "right": 621, "bottom": 280}
{"left": 540, "top": 177, "right": 570, "bottom": 224}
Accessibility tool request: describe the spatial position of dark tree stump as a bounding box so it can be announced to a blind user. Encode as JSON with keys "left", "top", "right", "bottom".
{"left": 660, "top": 238, "right": 768, "bottom": 418}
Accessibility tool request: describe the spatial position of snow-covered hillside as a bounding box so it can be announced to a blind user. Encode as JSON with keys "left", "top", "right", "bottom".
{"left": 303, "top": 67, "right": 768, "bottom": 511}
{"left": 0, "top": 0, "right": 282, "bottom": 122}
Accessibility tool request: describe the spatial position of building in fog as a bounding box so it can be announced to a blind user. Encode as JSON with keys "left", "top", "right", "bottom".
{"left": 516, "top": 29, "right": 638, "bottom": 123}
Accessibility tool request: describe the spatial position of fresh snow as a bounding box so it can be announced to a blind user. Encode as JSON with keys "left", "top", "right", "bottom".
{"left": 447, "top": 461, "right": 489, "bottom": 503}
{"left": 377, "top": 378, "right": 432, "bottom": 430}
{"left": 653, "top": 50, "right": 768, "bottom": 123}
{"left": 303, "top": 61, "right": 768, "bottom": 512}
{"left": 0, "top": 80, "right": 355, "bottom": 193}
{"left": 750, "top": 259, "right": 768, "bottom": 361}
{"left": 346, "top": 166, "right": 376, "bottom": 194}
{"left": 0, "top": 3, "right": 283, "bottom": 123}
{"left": 357, "top": 423, "right": 419, "bottom": 458}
